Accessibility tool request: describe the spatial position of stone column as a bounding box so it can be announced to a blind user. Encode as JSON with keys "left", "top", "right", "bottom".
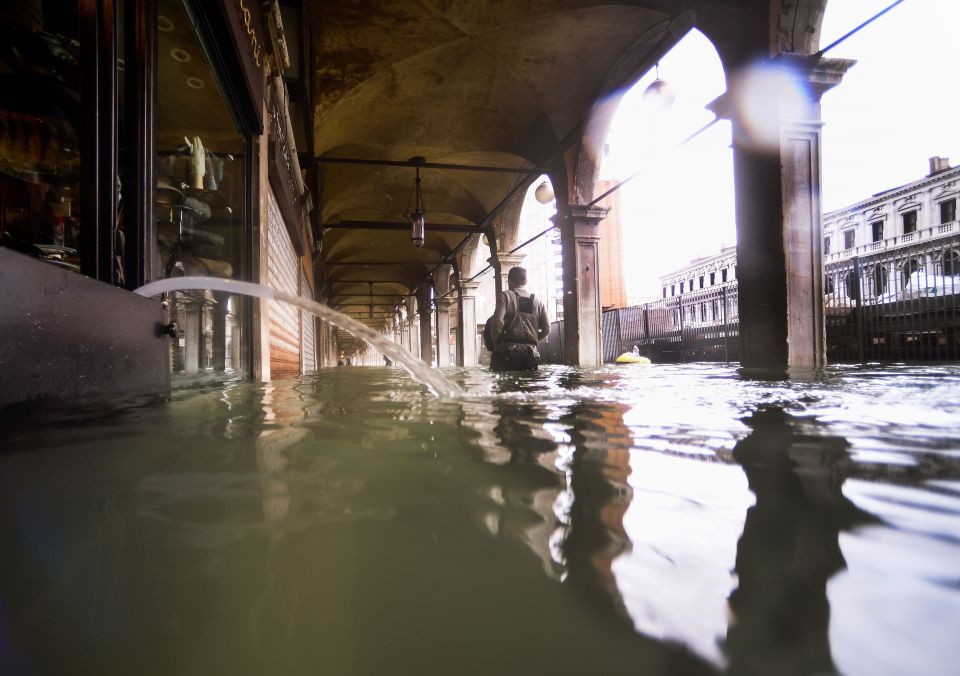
{"left": 183, "top": 303, "right": 202, "bottom": 373}
{"left": 433, "top": 265, "right": 453, "bottom": 367}
{"left": 405, "top": 298, "right": 419, "bottom": 357}
{"left": 211, "top": 291, "right": 228, "bottom": 371}
{"left": 434, "top": 299, "right": 453, "bottom": 366}
{"left": 712, "top": 55, "right": 854, "bottom": 370}
{"left": 560, "top": 205, "right": 608, "bottom": 366}
{"left": 489, "top": 252, "right": 525, "bottom": 298}
{"left": 458, "top": 280, "right": 480, "bottom": 367}
{"left": 416, "top": 286, "right": 433, "bottom": 365}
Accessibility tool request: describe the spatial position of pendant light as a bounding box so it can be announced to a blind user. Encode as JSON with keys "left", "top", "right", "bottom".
{"left": 408, "top": 157, "right": 426, "bottom": 248}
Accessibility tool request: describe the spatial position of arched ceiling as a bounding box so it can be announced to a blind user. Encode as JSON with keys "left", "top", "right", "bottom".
{"left": 307, "top": 0, "right": 699, "bottom": 325}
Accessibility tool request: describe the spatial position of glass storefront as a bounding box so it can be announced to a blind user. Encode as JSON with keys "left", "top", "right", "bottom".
{"left": 157, "top": 0, "right": 248, "bottom": 374}
{"left": 1, "top": 0, "right": 258, "bottom": 379}
{"left": 0, "top": 2, "right": 82, "bottom": 272}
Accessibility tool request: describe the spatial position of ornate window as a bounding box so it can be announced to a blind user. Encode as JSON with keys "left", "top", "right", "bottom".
{"left": 845, "top": 270, "right": 860, "bottom": 301}
{"left": 940, "top": 250, "right": 960, "bottom": 277}
{"left": 940, "top": 199, "right": 957, "bottom": 224}
{"left": 902, "top": 210, "right": 918, "bottom": 234}
{"left": 901, "top": 257, "right": 922, "bottom": 286}
{"left": 871, "top": 265, "right": 888, "bottom": 296}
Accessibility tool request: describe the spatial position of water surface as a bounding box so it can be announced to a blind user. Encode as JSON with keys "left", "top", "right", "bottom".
{"left": 2, "top": 363, "right": 959, "bottom": 675}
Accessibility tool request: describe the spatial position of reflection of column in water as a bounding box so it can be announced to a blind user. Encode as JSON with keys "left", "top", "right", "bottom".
{"left": 559, "top": 402, "right": 635, "bottom": 620}
{"left": 725, "top": 406, "right": 875, "bottom": 676}
{"left": 211, "top": 290, "right": 228, "bottom": 371}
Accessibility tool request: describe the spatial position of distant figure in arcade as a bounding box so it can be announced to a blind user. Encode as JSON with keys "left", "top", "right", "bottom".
{"left": 487, "top": 266, "right": 550, "bottom": 372}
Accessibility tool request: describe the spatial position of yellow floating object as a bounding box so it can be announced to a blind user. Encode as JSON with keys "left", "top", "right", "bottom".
{"left": 615, "top": 353, "right": 651, "bottom": 364}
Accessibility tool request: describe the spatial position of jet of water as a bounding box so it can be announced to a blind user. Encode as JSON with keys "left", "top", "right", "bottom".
{"left": 135, "top": 276, "right": 462, "bottom": 397}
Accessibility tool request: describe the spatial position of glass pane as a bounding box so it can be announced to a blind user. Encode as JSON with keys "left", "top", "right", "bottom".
{"left": 0, "top": 3, "right": 82, "bottom": 272}
{"left": 158, "top": 0, "right": 246, "bottom": 374}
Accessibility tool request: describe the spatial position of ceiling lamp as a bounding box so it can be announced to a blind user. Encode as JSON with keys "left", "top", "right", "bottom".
{"left": 534, "top": 179, "right": 554, "bottom": 204}
{"left": 408, "top": 156, "right": 427, "bottom": 248}
{"left": 643, "top": 63, "right": 675, "bottom": 112}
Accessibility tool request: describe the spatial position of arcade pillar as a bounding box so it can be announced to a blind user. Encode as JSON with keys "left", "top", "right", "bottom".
{"left": 560, "top": 205, "right": 608, "bottom": 366}
{"left": 713, "top": 55, "right": 854, "bottom": 369}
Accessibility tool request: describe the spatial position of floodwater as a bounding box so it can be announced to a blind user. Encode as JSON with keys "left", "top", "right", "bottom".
{"left": 2, "top": 363, "right": 959, "bottom": 676}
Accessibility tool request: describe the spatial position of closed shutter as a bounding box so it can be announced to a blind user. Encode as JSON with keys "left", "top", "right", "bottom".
{"left": 267, "top": 190, "right": 301, "bottom": 376}
{"left": 301, "top": 269, "right": 316, "bottom": 372}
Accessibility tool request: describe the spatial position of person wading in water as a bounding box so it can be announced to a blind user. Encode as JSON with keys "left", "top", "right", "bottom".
{"left": 486, "top": 266, "right": 550, "bottom": 371}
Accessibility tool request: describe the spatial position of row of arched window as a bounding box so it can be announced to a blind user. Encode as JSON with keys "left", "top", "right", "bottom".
{"left": 825, "top": 249, "right": 959, "bottom": 300}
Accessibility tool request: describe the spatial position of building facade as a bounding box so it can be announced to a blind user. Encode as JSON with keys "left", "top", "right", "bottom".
{"left": 823, "top": 157, "right": 959, "bottom": 302}
{"left": 657, "top": 158, "right": 959, "bottom": 323}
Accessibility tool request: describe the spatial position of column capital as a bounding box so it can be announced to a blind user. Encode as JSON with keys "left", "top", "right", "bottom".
{"left": 458, "top": 280, "right": 481, "bottom": 296}
{"left": 489, "top": 252, "right": 526, "bottom": 269}
{"left": 708, "top": 55, "right": 857, "bottom": 122}
{"left": 561, "top": 204, "right": 608, "bottom": 241}
{"left": 566, "top": 204, "right": 609, "bottom": 224}
{"left": 435, "top": 297, "right": 454, "bottom": 311}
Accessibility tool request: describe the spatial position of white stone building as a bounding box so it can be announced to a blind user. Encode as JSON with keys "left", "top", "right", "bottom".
{"left": 657, "top": 157, "right": 959, "bottom": 315}
{"left": 823, "top": 157, "right": 959, "bottom": 301}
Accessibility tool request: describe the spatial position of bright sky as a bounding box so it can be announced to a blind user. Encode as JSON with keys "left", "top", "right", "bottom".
{"left": 599, "top": 0, "right": 960, "bottom": 303}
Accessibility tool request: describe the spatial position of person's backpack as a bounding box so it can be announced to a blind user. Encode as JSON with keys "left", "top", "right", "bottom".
{"left": 502, "top": 291, "right": 539, "bottom": 344}
{"left": 482, "top": 316, "right": 496, "bottom": 352}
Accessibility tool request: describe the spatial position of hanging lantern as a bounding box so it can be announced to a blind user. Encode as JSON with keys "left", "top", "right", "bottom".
{"left": 643, "top": 63, "right": 675, "bottom": 112}
{"left": 534, "top": 179, "right": 554, "bottom": 204}
{"left": 409, "top": 160, "right": 427, "bottom": 248}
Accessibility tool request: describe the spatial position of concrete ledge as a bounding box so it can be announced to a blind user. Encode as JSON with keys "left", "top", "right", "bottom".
{"left": 0, "top": 248, "right": 170, "bottom": 407}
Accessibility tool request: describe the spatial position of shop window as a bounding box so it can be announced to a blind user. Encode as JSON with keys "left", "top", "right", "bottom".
{"left": 824, "top": 236, "right": 831, "bottom": 255}
{"left": 0, "top": 5, "right": 82, "bottom": 271}
{"left": 902, "top": 210, "right": 917, "bottom": 234}
{"left": 871, "top": 220, "right": 883, "bottom": 242}
{"left": 158, "top": 0, "right": 247, "bottom": 373}
{"left": 941, "top": 199, "right": 957, "bottom": 224}
{"left": 843, "top": 230, "right": 855, "bottom": 249}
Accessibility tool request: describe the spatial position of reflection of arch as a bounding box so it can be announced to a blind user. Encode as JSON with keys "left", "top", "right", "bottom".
{"left": 901, "top": 257, "right": 922, "bottom": 286}
{"left": 939, "top": 249, "right": 960, "bottom": 276}
{"left": 871, "top": 265, "right": 888, "bottom": 296}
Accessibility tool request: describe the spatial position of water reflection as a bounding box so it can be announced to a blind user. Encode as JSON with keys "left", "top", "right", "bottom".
{"left": 2, "top": 365, "right": 960, "bottom": 675}
{"left": 559, "top": 401, "right": 637, "bottom": 624}
{"left": 726, "top": 405, "right": 875, "bottom": 675}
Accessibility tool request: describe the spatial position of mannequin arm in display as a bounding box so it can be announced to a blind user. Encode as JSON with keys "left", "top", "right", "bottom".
{"left": 184, "top": 136, "right": 205, "bottom": 189}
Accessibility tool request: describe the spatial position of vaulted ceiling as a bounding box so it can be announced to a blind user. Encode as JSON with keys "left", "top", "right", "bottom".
{"left": 304, "top": 0, "right": 828, "bottom": 340}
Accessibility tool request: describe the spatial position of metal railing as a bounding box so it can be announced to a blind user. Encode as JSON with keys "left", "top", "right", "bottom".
{"left": 541, "top": 284, "right": 740, "bottom": 364}
{"left": 539, "top": 234, "right": 960, "bottom": 364}
{"left": 825, "top": 234, "right": 960, "bottom": 361}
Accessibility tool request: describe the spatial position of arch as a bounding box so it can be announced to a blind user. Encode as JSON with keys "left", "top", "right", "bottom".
{"left": 940, "top": 249, "right": 960, "bottom": 277}
{"left": 901, "top": 257, "right": 923, "bottom": 287}
{"left": 870, "top": 264, "right": 889, "bottom": 297}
